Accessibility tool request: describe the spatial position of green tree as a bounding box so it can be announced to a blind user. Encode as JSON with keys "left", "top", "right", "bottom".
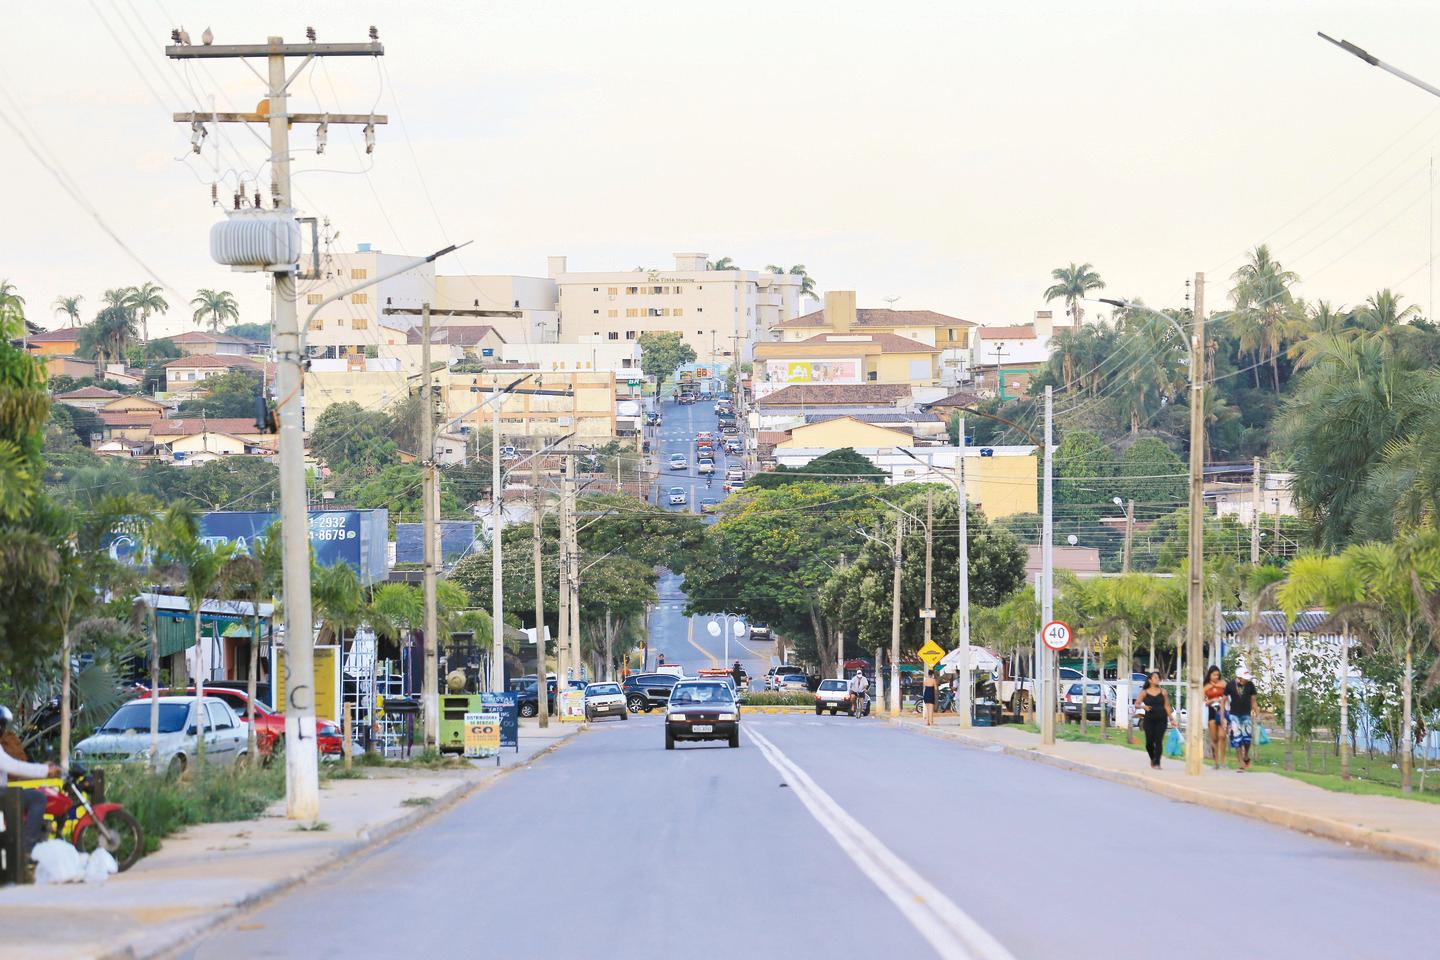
{"left": 1043, "top": 262, "right": 1105, "bottom": 325}
{"left": 52, "top": 294, "right": 83, "bottom": 326}
{"left": 126, "top": 282, "right": 170, "bottom": 343}
{"left": 0, "top": 280, "right": 26, "bottom": 332}
{"left": 310, "top": 401, "right": 397, "bottom": 478}
{"left": 1054, "top": 430, "right": 1113, "bottom": 522}
{"left": 219, "top": 523, "right": 281, "bottom": 759}
{"left": 1115, "top": 438, "right": 1185, "bottom": 516}
{"left": 78, "top": 304, "right": 138, "bottom": 380}
{"left": 748, "top": 447, "right": 885, "bottom": 490}
{"left": 638, "top": 332, "right": 697, "bottom": 389}
{"left": 707, "top": 257, "right": 737, "bottom": 271}
{"left": 1230, "top": 244, "right": 1302, "bottom": 391}
{"left": 190, "top": 288, "right": 240, "bottom": 332}
{"left": 227, "top": 322, "right": 270, "bottom": 343}
{"left": 176, "top": 369, "right": 264, "bottom": 419}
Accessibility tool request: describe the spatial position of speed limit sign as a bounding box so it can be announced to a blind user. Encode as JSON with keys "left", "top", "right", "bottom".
{"left": 1041, "top": 620, "right": 1072, "bottom": 651}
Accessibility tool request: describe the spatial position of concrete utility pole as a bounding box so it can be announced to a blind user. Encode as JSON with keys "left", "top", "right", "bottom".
{"left": 1122, "top": 498, "right": 1135, "bottom": 574}
{"left": 557, "top": 459, "right": 570, "bottom": 687}
{"left": 1185, "top": 273, "right": 1207, "bottom": 776}
{"left": 491, "top": 394, "right": 505, "bottom": 692}
{"left": 419, "top": 303, "right": 440, "bottom": 747}
{"left": 567, "top": 454, "right": 582, "bottom": 676}
{"left": 170, "top": 32, "right": 386, "bottom": 821}
{"left": 889, "top": 515, "right": 904, "bottom": 716}
{"left": 923, "top": 491, "right": 934, "bottom": 651}
{"left": 532, "top": 454, "right": 549, "bottom": 727}
{"left": 1250, "top": 457, "right": 1262, "bottom": 565}
{"left": 955, "top": 429, "right": 970, "bottom": 726}
{"left": 1040, "top": 386, "right": 1055, "bottom": 745}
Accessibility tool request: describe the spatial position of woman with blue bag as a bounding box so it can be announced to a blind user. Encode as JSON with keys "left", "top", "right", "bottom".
{"left": 1133, "top": 671, "right": 1177, "bottom": 769}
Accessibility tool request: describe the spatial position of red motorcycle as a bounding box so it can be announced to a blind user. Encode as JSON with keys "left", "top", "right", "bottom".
{"left": 25, "top": 764, "right": 144, "bottom": 872}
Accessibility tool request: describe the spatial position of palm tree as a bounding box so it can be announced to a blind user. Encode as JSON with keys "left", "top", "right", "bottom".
{"left": 126, "top": 282, "right": 170, "bottom": 343}
{"left": 1353, "top": 289, "right": 1421, "bottom": 358}
{"left": 52, "top": 294, "right": 84, "bottom": 326}
{"left": 79, "top": 304, "right": 138, "bottom": 379}
{"left": 0, "top": 280, "right": 26, "bottom": 337}
{"left": 220, "top": 523, "right": 282, "bottom": 760}
{"left": 788, "top": 265, "right": 817, "bottom": 301}
{"left": 1043, "top": 262, "right": 1105, "bottom": 325}
{"left": 1229, "top": 245, "right": 1301, "bottom": 391}
{"left": 151, "top": 504, "right": 238, "bottom": 768}
{"left": 190, "top": 288, "right": 240, "bottom": 332}
{"left": 312, "top": 562, "right": 364, "bottom": 647}
{"left": 707, "top": 257, "right": 737, "bottom": 272}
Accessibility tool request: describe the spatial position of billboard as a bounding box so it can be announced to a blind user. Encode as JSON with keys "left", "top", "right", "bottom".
{"left": 765, "top": 359, "right": 861, "bottom": 385}
{"left": 394, "top": 522, "right": 478, "bottom": 565}
{"left": 107, "top": 509, "right": 390, "bottom": 584}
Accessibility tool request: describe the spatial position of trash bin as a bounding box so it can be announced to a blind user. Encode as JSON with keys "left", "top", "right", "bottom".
{"left": 972, "top": 700, "right": 1000, "bottom": 727}
{"left": 439, "top": 694, "right": 481, "bottom": 754}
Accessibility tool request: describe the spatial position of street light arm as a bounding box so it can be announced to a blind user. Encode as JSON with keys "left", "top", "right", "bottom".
{"left": 1318, "top": 31, "right": 1440, "bottom": 101}
{"left": 897, "top": 446, "right": 962, "bottom": 495}
{"left": 300, "top": 240, "right": 469, "bottom": 350}
{"left": 1086, "top": 296, "right": 1190, "bottom": 357}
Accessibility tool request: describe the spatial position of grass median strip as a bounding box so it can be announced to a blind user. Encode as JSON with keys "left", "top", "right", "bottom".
{"left": 107, "top": 763, "right": 286, "bottom": 855}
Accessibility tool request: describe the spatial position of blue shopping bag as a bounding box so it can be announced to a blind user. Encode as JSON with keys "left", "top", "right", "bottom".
{"left": 1164, "top": 727, "right": 1184, "bottom": 757}
{"left": 1257, "top": 724, "right": 1270, "bottom": 746}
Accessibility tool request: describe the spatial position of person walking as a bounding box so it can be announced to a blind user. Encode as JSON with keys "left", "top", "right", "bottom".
{"left": 1204, "top": 665, "right": 1228, "bottom": 770}
{"left": 1133, "top": 671, "right": 1175, "bottom": 769}
{"left": 1225, "top": 667, "right": 1258, "bottom": 771}
{"left": 922, "top": 669, "right": 938, "bottom": 726}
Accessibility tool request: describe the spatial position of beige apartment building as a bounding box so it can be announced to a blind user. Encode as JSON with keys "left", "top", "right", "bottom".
{"left": 549, "top": 253, "right": 806, "bottom": 364}
{"left": 440, "top": 369, "right": 621, "bottom": 445}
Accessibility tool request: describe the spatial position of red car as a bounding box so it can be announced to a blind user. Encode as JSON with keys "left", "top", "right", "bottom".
{"left": 135, "top": 687, "right": 344, "bottom": 759}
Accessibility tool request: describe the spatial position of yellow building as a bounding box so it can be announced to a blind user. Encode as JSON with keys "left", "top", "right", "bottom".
{"left": 776, "top": 417, "right": 917, "bottom": 452}
{"left": 24, "top": 326, "right": 84, "bottom": 357}
{"left": 755, "top": 291, "right": 951, "bottom": 386}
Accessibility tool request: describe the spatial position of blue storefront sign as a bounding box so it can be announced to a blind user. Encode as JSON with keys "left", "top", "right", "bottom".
{"left": 479, "top": 692, "right": 519, "bottom": 750}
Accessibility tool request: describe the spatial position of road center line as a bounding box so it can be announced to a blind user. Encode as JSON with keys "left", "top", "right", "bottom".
{"left": 747, "top": 728, "right": 1015, "bottom": 960}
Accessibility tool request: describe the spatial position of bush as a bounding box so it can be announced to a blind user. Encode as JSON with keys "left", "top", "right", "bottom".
{"left": 741, "top": 692, "right": 816, "bottom": 706}
{"left": 106, "top": 762, "right": 285, "bottom": 855}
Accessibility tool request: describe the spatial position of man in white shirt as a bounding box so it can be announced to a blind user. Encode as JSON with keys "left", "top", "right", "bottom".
{"left": 847, "top": 671, "right": 869, "bottom": 717}
{"left": 1, "top": 706, "right": 59, "bottom": 862}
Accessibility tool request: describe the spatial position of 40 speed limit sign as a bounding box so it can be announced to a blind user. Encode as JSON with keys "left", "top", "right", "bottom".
{"left": 1040, "top": 620, "right": 1073, "bottom": 652}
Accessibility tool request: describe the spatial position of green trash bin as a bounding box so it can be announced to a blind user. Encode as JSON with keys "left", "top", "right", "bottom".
{"left": 439, "top": 694, "right": 482, "bottom": 753}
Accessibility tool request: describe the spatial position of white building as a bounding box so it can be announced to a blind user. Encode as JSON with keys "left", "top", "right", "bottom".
{"left": 499, "top": 340, "right": 643, "bottom": 374}
{"left": 435, "top": 274, "right": 559, "bottom": 346}
{"left": 548, "top": 253, "right": 806, "bottom": 364}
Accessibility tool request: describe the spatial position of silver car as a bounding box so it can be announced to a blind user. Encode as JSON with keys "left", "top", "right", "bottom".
{"left": 74, "top": 696, "right": 251, "bottom": 777}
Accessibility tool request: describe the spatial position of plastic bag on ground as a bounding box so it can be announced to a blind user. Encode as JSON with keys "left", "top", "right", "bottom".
{"left": 32, "top": 839, "right": 84, "bottom": 884}
{"left": 84, "top": 848, "right": 118, "bottom": 883}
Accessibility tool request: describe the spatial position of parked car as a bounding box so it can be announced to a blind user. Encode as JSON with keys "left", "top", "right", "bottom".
{"left": 582, "top": 682, "right": 627, "bottom": 722}
{"left": 762, "top": 663, "right": 799, "bottom": 689}
{"left": 723, "top": 479, "right": 746, "bottom": 494}
{"left": 1061, "top": 682, "right": 1117, "bottom": 722}
{"left": 725, "top": 466, "right": 745, "bottom": 482}
{"left": 697, "top": 459, "right": 715, "bottom": 475}
{"left": 814, "top": 679, "right": 858, "bottom": 716}
{"left": 75, "top": 696, "right": 250, "bottom": 777}
{"left": 510, "top": 677, "right": 558, "bottom": 718}
{"left": 668, "top": 454, "right": 688, "bottom": 470}
{"left": 622, "top": 673, "right": 682, "bottom": 713}
{"left": 664, "top": 680, "right": 740, "bottom": 749}
{"left": 668, "top": 486, "right": 688, "bottom": 506}
{"left": 775, "top": 673, "right": 809, "bottom": 692}
{"left": 136, "top": 685, "right": 344, "bottom": 760}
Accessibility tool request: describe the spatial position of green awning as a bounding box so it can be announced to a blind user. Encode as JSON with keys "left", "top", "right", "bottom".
{"left": 155, "top": 614, "right": 253, "bottom": 658}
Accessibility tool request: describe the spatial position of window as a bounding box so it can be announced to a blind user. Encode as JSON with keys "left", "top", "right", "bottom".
{"left": 697, "top": 330, "right": 704, "bottom": 336}
{"left": 867, "top": 371, "right": 877, "bottom": 382}
{"left": 351, "top": 293, "right": 369, "bottom": 304}
{"left": 592, "top": 287, "right": 599, "bottom": 292}
{"left": 350, "top": 268, "right": 368, "bottom": 280}
{"left": 608, "top": 332, "right": 619, "bottom": 340}
{"left": 625, "top": 331, "right": 637, "bottom": 340}
{"left": 697, "top": 307, "right": 704, "bottom": 313}
{"left": 592, "top": 309, "right": 599, "bottom": 315}
{"left": 607, "top": 287, "right": 618, "bottom": 295}
{"left": 608, "top": 309, "right": 618, "bottom": 318}
{"left": 674, "top": 307, "right": 683, "bottom": 316}
{"left": 947, "top": 328, "right": 955, "bottom": 340}
{"left": 653, "top": 285, "right": 664, "bottom": 294}
{"left": 306, "top": 293, "right": 323, "bottom": 305}
{"left": 313, "top": 319, "right": 323, "bottom": 330}
{"left": 352, "top": 317, "right": 368, "bottom": 330}
{"left": 626, "top": 308, "right": 639, "bottom": 318}
{"left": 626, "top": 286, "right": 639, "bottom": 295}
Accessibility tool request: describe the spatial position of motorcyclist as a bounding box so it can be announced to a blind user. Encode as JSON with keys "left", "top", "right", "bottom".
{"left": 0, "top": 705, "right": 59, "bottom": 863}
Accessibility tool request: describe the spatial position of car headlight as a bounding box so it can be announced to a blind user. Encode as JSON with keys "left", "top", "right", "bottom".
{"left": 718, "top": 713, "right": 736, "bottom": 721}
{"left": 667, "top": 713, "right": 684, "bottom": 721}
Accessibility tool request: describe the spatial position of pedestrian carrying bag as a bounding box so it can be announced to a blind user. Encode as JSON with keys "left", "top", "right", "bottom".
{"left": 1164, "top": 727, "right": 1184, "bottom": 757}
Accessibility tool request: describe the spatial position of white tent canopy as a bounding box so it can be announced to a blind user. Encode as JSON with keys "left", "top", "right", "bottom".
{"left": 937, "top": 645, "right": 1003, "bottom": 675}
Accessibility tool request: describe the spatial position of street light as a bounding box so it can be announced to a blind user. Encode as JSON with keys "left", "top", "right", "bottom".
{"left": 1091, "top": 292, "right": 1206, "bottom": 776}
{"left": 1318, "top": 32, "right": 1440, "bottom": 101}
{"left": 898, "top": 446, "right": 971, "bottom": 727}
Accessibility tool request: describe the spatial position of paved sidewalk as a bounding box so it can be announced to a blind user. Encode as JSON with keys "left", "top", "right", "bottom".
{"left": 0, "top": 721, "right": 579, "bottom": 960}
{"left": 894, "top": 716, "right": 1440, "bottom": 867}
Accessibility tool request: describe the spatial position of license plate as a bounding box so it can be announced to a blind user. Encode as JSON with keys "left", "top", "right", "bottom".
{"left": 692, "top": 724, "right": 713, "bottom": 733}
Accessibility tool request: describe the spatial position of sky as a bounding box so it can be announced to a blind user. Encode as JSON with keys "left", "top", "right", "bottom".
{"left": 7, "top": 1, "right": 1440, "bottom": 339}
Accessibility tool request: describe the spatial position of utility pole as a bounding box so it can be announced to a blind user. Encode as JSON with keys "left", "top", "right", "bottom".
{"left": 491, "top": 392, "right": 505, "bottom": 692}
{"left": 419, "top": 303, "right": 439, "bottom": 747}
{"left": 1250, "top": 457, "right": 1262, "bottom": 565}
{"left": 170, "top": 32, "right": 386, "bottom": 821}
{"left": 1122, "top": 498, "right": 1135, "bottom": 574}
{"left": 567, "top": 454, "right": 582, "bottom": 677}
{"left": 956, "top": 426, "right": 971, "bottom": 727}
{"left": 889, "top": 515, "right": 904, "bottom": 716}
{"left": 532, "top": 454, "right": 549, "bottom": 727}
{"left": 556, "top": 458, "right": 570, "bottom": 688}
{"left": 1040, "top": 385, "right": 1055, "bottom": 745}
{"left": 1185, "top": 273, "right": 1206, "bottom": 776}
{"left": 923, "top": 491, "right": 934, "bottom": 652}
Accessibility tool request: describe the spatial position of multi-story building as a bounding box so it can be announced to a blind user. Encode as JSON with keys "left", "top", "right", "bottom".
{"left": 754, "top": 292, "right": 947, "bottom": 388}
{"left": 440, "top": 368, "right": 623, "bottom": 446}
{"left": 769, "top": 292, "right": 974, "bottom": 383}
{"left": 548, "top": 253, "right": 804, "bottom": 364}
{"left": 971, "top": 310, "right": 1071, "bottom": 400}
{"left": 435, "top": 274, "right": 559, "bottom": 345}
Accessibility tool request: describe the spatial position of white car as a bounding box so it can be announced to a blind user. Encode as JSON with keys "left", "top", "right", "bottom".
{"left": 74, "top": 696, "right": 251, "bottom": 777}
{"left": 583, "top": 682, "right": 628, "bottom": 721}
{"left": 697, "top": 459, "right": 715, "bottom": 475}
{"left": 668, "top": 486, "right": 687, "bottom": 505}
{"left": 814, "top": 679, "right": 857, "bottom": 716}
{"left": 668, "top": 454, "right": 688, "bottom": 471}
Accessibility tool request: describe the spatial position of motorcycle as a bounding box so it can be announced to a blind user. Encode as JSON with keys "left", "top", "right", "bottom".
{"left": 28, "top": 764, "right": 144, "bottom": 872}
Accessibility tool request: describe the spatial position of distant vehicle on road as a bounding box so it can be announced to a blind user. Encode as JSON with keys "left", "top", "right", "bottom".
{"left": 510, "top": 677, "right": 558, "bottom": 718}
{"left": 750, "top": 624, "right": 771, "bottom": 640}
{"left": 723, "top": 478, "right": 746, "bottom": 494}
{"left": 694, "top": 431, "right": 714, "bottom": 443}
{"left": 75, "top": 696, "right": 250, "bottom": 778}
{"left": 664, "top": 680, "right": 740, "bottom": 749}
{"left": 700, "top": 498, "right": 720, "bottom": 514}
{"left": 814, "top": 679, "right": 863, "bottom": 716}
{"left": 645, "top": 412, "right": 661, "bottom": 426}
{"left": 725, "top": 466, "right": 745, "bottom": 482}
{"left": 774, "top": 673, "right": 809, "bottom": 692}
{"left": 697, "top": 458, "right": 715, "bottom": 475}
{"left": 622, "top": 673, "right": 682, "bottom": 713}
{"left": 668, "top": 486, "right": 688, "bottom": 505}
{"left": 1061, "top": 682, "right": 1117, "bottom": 723}
{"left": 583, "top": 682, "right": 628, "bottom": 722}
{"left": 668, "top": 453, "right": 688, "bottom": 470}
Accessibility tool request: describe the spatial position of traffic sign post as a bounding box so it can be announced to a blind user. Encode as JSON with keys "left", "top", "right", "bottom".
{"left": 917, "top": 640, "right": 946, "bottom": 670}
{"left": 1041, "top": 621, "right": 1072, "bottom": 652}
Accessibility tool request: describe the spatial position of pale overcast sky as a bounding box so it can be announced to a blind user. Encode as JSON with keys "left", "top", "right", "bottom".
{"left": 6, "top": 1, "right": 1440, "bottom": 338}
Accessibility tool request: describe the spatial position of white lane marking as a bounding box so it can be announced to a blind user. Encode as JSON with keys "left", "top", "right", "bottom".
{"left": 747, "top": 728, "right": 1015, "bottom": 960}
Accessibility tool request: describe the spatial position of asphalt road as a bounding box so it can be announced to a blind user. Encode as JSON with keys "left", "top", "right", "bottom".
{"left": 647, "top": 393, "right": 773, "bottom": 681}
{"left": 181, "top": 713, "right": 1440, "bottom": 960}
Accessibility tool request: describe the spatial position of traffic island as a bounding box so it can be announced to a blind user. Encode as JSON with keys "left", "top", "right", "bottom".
{"left": 892, "top": 715, "right": 1440, "bottom": 869}
{"left": 0, "top": 723, "right": 580, "bottom": 960}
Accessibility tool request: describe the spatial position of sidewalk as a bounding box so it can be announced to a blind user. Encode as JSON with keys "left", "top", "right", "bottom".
{"left": 0, "top": 721, "right": 579, "bottom": 960}
{"left": 894, "top": 716, "right": 1440, "bottom": 868}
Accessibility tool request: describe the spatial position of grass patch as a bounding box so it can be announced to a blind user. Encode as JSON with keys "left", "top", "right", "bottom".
{"left": 400, "top": 796, "right": 434, "bottom": 807}
{"left": 322, "top": 765, "right": 368, "bottom": 781}
{"left": 741, "top": 692, "right": 816, "bottom": 707}
{"left": 106, "top": 762, "right": 286, "bottom": 855}
{"left": 292, "top": 820, "right": 330, "bottom": 832}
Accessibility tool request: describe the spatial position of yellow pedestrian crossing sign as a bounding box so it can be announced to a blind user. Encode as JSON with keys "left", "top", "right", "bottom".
{"left": 917, "top": 640, "right": 946, "bottom": 669}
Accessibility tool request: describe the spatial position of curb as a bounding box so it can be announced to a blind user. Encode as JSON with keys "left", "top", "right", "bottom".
{"left": 103, "top": 729, "right": 582, "bottom": 960}
{"left": 891, "top": 719, "right": 1440, "bottom": 869}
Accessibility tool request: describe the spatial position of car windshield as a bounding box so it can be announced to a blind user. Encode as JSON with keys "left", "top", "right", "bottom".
{"left": 820, "top": 680, "right": 847, "bottom": 690}
{"left": 100, "top": 701, "right": 189, "bottom": 734}
{"left": 587, "top": 683, "right": 620, "bottom": 696}
{"left": 669, "top": 684, "right": 734, "bottom": 706}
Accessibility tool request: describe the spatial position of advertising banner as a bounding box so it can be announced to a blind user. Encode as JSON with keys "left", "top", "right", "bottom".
{"left": 764, "top": 359, "right": 861, "bottom": 385}
{"left": 559, "top": 690, "right": 586, "bottom": 723}
{"left": 479, "top": 692, "right": 519, "bottom": 749}
{"left": 274, "top": 645, "right": 340, "bottom": 721}
{"left": 463, "top": 712, "right": 501, "bottom": 757}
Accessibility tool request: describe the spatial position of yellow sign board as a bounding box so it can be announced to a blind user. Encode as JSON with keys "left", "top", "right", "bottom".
{"left": 274, "top": 645, "right": 340, "bottom": 721}
{"left": 464, "top": 712, "right": 501, "bottom": 756}
{"left": 917, "top": 640, "right": 946, "bottom": 669}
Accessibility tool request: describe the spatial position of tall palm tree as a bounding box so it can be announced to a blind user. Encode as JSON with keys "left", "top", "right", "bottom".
{"left": 1229, "top": 245, "right": 1301, "bottom": 391}
{"left": 788, "top": 264, "right": 817, "bottom": 300}
{"left": 126, "top": 282, "right": 170, "bottom": 343}
{"left": 151, "top": 504, "right": 238, "bottom": 767}
{"left": 1353, "top": 289, "right": 1421, "bottom": 358}
{"left": 190, "top": 288, "right": 240, "bottom": 332}
{"left": 0, "top": 280, "right": 26, "bottom": 337}
{"left": 52, "top": 294, "right": 84, "bottom": 326}
{"left": 707, "top": 257, "right": 736, "bottom": 272}
{"left": 312, "top": 561, "right": 364, "bottom": 647}
{"left": 79, "top": 304, "right": 138, "bottom": 379}
{"left": 101, "top": 288, "right": 130, "bottom": 310}
{"left": 1043, "top": 262, "right": 1105, "bottom": 325}
{"left": 220, "top": 523, "right": 282, "bottom": 760}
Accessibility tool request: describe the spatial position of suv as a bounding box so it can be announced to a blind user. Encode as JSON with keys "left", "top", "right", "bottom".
{"left": 622, "top": 673, "right": 682, "bottom": 713}
{"left": 1061, "top": 681, "right": 1117, "bottom": 722}
{"left": 763, "top": 664, "right": 802, "bottom": 690}
{"left": 510, "top": 677, "right": 558, "bottom": 717}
